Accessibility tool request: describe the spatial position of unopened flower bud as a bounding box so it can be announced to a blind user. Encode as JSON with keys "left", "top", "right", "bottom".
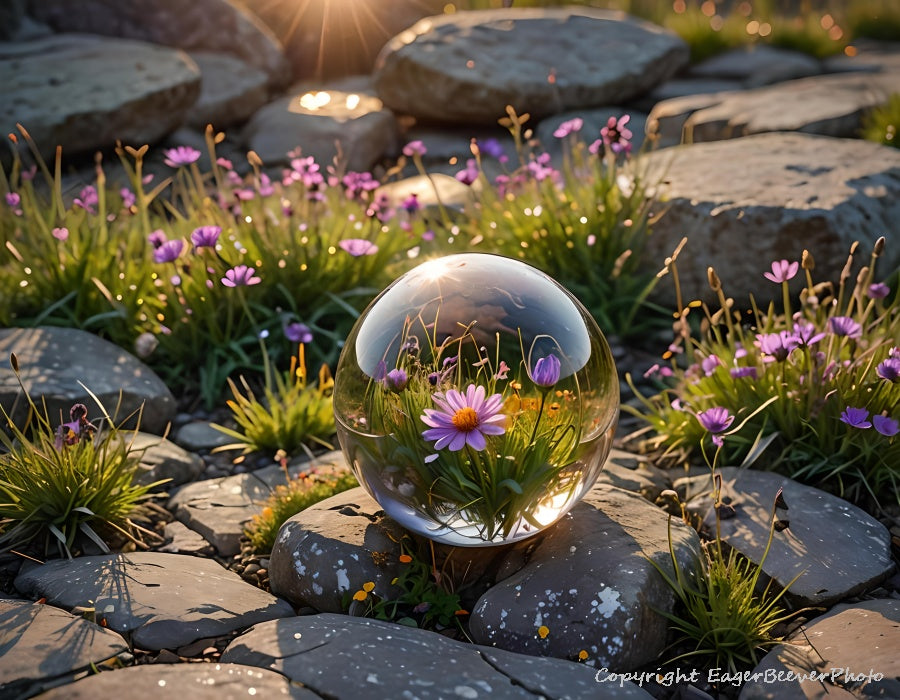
{"left": 707, "top": 267, "right": 721, "bottom": 292}
{"left": 801, "top": 249, "right": 814, "bottom": 270}
{"left": 874, "top": 236, "right": 885, "bottom": 257}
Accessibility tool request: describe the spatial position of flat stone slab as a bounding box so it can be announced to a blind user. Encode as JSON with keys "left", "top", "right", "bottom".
{"left": 130, "top": 431, "right": 204, "bottom": 488}
{"left": 0, "top": 33, "right": 200, "bottom": 164}
{"left": 0, "top": 598, "right": 131, "bottom": 699}
{"left": 34, "top": 662, "right": 321, "bottom": 699}
{"left": 647, "top": 70, "right": 900, "bottom": 147}
{"left": 185, "top": 51, "right": 270, "bottom": 129}
{"left": 168, "top": 450, "right": 349, "bottom": 555}
{"left": 221, "top": 613, "right": 655, "bottom": 699}
{"left": 374, "top": 8, "right": 688, "bottom": 124}
{"left": 688, "top": 44, "right": 822, "bottom": 87}
{"left": 13, "top": 552, "right": 294, "bottom": 650}
{"left": 740, "top": 599, "right": 900, "bottom": 699}
{"left": 470, "top": 486, "right": 701, "bottom": 670}
{"left": 676, "top": 468, "right": 894, "bottom": 607}
{"left": 0, "top": 326, "right": 176, "bottom": 435}
{"left": 639, "top": 132, "right": 900, "bottom": 304}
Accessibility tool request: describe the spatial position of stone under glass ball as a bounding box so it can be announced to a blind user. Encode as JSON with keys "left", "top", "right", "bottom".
{"left": 334, "top": 253, "right": 619, "bottom": 546}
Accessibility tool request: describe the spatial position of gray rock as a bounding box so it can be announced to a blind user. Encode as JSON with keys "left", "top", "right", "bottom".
{"left": 373, "top": 8, "right": 688, "bottom": 125}
{"left": 0, "top": 326, "right": 176, "bottom": 435}
{"left": 268, "top": 487, "right": 407, "bottom": 612}
{"left": 185, "top": 51, "right": 270, "bottom": 130}
{"left": 631, "top": 77, "right": 742, "bottom": 114}
{"left": 34, "top": 662, "right": 319, "bottom": 699}
{"left": 689, "top": 45, "right": 822, "bottom": 87}
{"left": 242, "top": 76, "right": 399, "bottom": 171}
{"left": 740, "top": 599, "right": 900, "bottom": 699}
{"left": 0, "top": 0, "right": 25, "bottom": 40}
{"left": 168, "top": 450, "right": 349, "bottom": 556}
{"left": 221, "top": 613, "right": 655, "bottom": 699}
{"left": 13, "top": 552, "right": 295, "bottom": 651}
{"left": 174, "top": 420, "right": 235, "bottom": 452}
{"left": 0, "top": 34, "right": 200, "bottom": 164}
{"left": 593, "top": 448, "right": 672, "bottom": 502}
{"left": 28, "top": 0, "right": 290, "bottom": 88}
{"left": 647, "top": 71, "right": 900, "bottom": 147}
{"left": 675, "top": 468, "right": 895, "bottom": 607}
{"left": 130, "top": 432, "right": 204, "bottom": 488}
{"left": 375, "top": 173, "right": 480, "bottom": 217}
{"left": 0, "top": 598, "right": 130, "bottom": 699}
{"left": 639, "top": 133, "right": 900, "bottom": 305}
{"left": 469, "top": 486, "right": 701, "bottom": 670}
{"left": 159, "top": 519, "right": 216, "bottom": 556}
{"left": 244, "top": 0, "right": 446, "bottom": 81}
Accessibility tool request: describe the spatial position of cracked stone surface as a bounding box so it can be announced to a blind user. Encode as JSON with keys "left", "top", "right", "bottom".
{"left": 740, "top": 599, "right": 900, "bottom": 699}
{"left": 34, "top": 662, "right": 321, "bottom": 699}
{"left": 675, "top": 468, "right": 895, "bottom": 607}
{"left": 168, "top": 450, "right": 349, "bottom": 555}
{"left": 639, "top": 132, "right": 900, "bottom": 305}
{"left": 13, "top": 552, "right": 294, "bottom": 650}
{"left": 0, "top": 598, "right": 131, "bottom": 699}
{"left": 131, "top": 431, "right": 204, "bottom": 489}
{"left": 221, "top": 612, "right": 655, "bottom": 699}
{"left": 469, "top": 485, "right": 701, "bottom": 670}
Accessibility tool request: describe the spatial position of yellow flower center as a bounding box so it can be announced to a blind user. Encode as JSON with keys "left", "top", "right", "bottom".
{"left": 451, "top": 407, "right": 479, "bottom": 432}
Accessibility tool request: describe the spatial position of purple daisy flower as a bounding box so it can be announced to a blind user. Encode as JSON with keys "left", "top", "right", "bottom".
{"left": 221, "top": 265, "right": 261, "bottom": 287}
{"left": 792, "top": 321, "right": 826, "bottom": 347}
{"left": 873, "top": 414, "right": 899, "bottom": 437}
{"left": 763, "top": 259, "right": 799, "bottom": 284}
{"left": 757, "top": 331, "right": 799, "bottom": 362}
{"left": 339, "top": 238, "right": 378, "bottom": 256}
{"left": 455, "top": 159, "right": 480, "bottom": 186}
{"left": 421, "top": 384, "right": 506, "bottom": 452}
{"left": 153, "top": 239, "right": 183, "bottom": 264}
{"left": 829, "top": 316, "right": 862, "bottom": 338}
{"left": 730, "top": 366, "right": 758, "bottom": 380}
{"left": 191, "top": 225, "right": 221, "bottom": 249}
{"left": 868, "top": 282, "right": 890, "bottom": 299}
{"left": 530, "top": 354, "right": 561, "bottom": 387}
{"left": 148, "top": 230, "right": 167, "bottom": 248}
{"left": 876, "top": 357, "right": 900, "bottom": 382}
{"left": 164, "top": 146, "right": 201, "bottom": 168}
{"left": 697, "top": 406, "right": 734, "bottom": 446}
{"left": 701, "top": 354, "right": 721, "bottom": 376}
{"left": 73, "top": 185, "right": 98, "bottom": 214}
{"left": 285, "top": 322, "right": 313, "bottom": 344}
{"left": 839, "top": 406, "right": 871, "bottom": 429}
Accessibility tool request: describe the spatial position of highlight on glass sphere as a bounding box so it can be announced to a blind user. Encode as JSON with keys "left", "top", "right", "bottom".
{"left": 334, "top": 253, "right": 619, "bottom": 546}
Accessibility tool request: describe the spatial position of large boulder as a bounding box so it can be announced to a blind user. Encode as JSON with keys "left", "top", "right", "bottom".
{"left": 244, "top": 0, "right": 446, "bottom": 81}
{"left": 0, "top": 326, "right": 176, "bottom": 435}
{"left": 27, "top": 0, "right": 290, "bottom": 88}
{"left": 0, "top": 34, "right": 200, "bottom": 163}
{"left": 639, "top": 132, "right": 900, "bottom": 304}
{"left": 184, "top": 51, "right": 270, "bottom": 130}
{"left": 373, "top": 8, "right": 688, "bottom": 125}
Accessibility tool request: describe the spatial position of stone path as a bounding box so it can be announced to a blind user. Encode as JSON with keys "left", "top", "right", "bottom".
{"left": 1, "top": 6, "right": 899, "bottom": 699}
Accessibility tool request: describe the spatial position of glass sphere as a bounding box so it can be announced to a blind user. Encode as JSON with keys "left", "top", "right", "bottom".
{"left": 334, "top": 254, "right": 618, "bottom": 546}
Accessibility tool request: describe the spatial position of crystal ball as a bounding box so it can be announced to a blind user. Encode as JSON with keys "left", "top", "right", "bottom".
{"left": 334, "top": 254, "right": 618, "bottom": 546}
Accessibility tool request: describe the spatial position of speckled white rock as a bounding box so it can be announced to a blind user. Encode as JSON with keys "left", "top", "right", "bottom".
{"left": 469, "top": 485, "right": 701, "bottom": 670}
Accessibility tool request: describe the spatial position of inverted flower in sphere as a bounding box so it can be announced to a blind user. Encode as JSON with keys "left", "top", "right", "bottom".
{"left": 153, "top": 239, "right": 183, "bottom": 264}
{"left": 191, "top": 225, "right": 221, "bottom": 249}
{"left": 221, "top": 264, "right": 261, "bottom": 287}
{"left": 763, "top": 259, "right": 799, "bottom": 284}
{"left": 530, "top": 354, "right": 561, "bottom": 387}
{"left": 839, "top": 406, "right": 871, "bottom": 429}
{"left": 421, "top": 384, "right": 506, "bottom": 452}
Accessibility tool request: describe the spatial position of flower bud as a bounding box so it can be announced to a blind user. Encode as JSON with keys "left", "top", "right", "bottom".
{"left": 801, "top": 249, "right": 815, "bottom": 270}
{"left": 874, "top": 236, "right": 885, "bottom": 257}
{"left": 707, "top": 266, "right": 721, "bottom": 292}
